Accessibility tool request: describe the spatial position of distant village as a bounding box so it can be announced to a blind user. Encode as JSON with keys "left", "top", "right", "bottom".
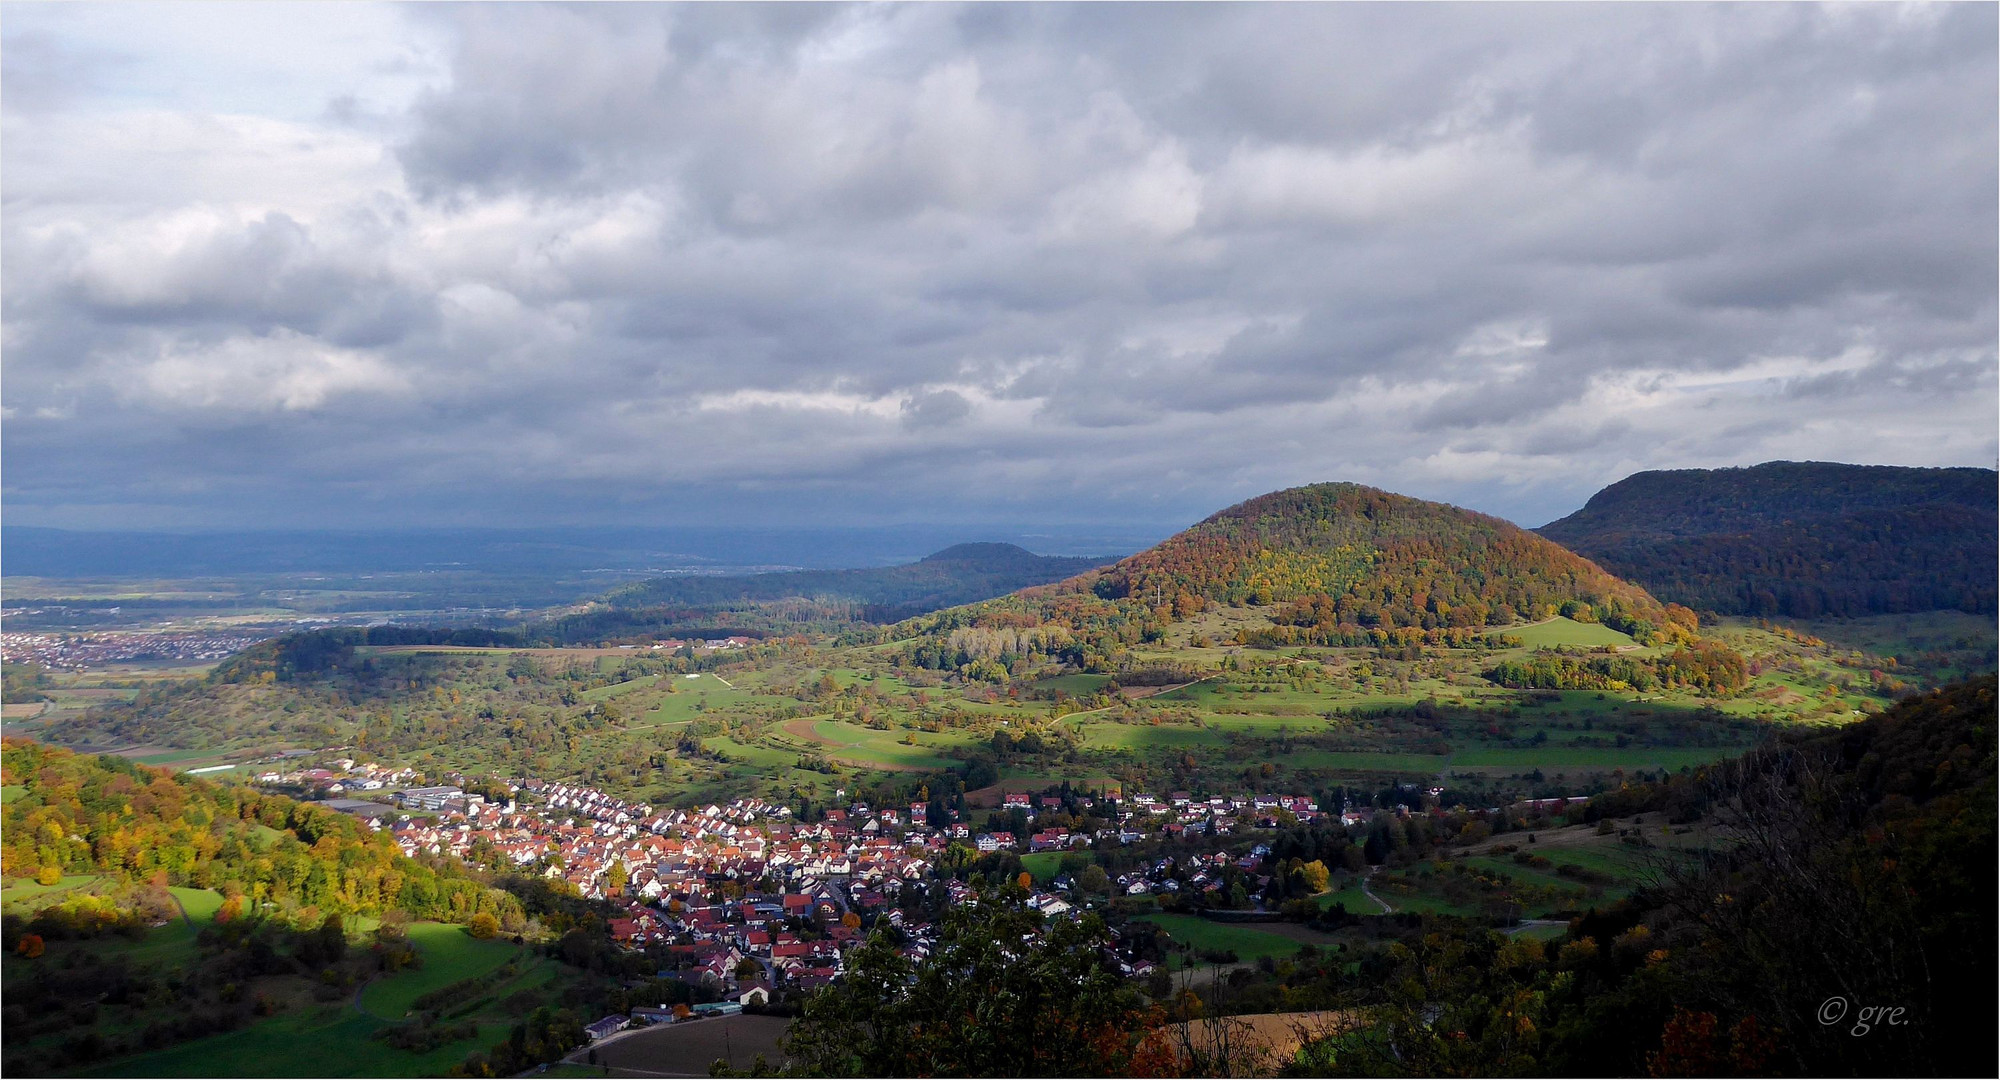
{"left": 255, "top": 757, "right": 1457, "bottom": 1030}
{"left": 0, "top": 630, "right": 269, "bottom": 671}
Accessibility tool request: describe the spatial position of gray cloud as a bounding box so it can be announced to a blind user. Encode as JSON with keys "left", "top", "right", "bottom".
{"left": 2, "top": 1, "right": 1994, "bottom": 533}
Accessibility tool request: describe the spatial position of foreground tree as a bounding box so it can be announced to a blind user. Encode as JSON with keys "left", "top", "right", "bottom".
{"left": 784, "top": 886, "right": 1173, "bottom": 1076}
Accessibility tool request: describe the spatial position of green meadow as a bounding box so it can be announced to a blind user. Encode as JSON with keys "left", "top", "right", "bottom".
{"left": 359, "top": 922, "right": 525, "bottom": 1018}
{"left": 68, "top": 1007, "right": 508, "bottom": 1079}
{"left": 1505, "top": 617, "right": 1638, "bottom": 650}
{"left": 799, "top": 719, "right": 976, "bottom": 770}
{"left": 1134, "top": 914, "right": 1309, "bottom": 967}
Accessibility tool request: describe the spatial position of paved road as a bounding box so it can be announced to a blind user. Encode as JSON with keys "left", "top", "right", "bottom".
{"left": 1358, "top": 868, "right": 1394, "bottom": 914}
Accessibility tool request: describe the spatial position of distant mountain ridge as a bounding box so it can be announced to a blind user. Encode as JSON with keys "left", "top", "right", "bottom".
{"left": 1538, "top": 461, "right": 1998, "bottom": 617}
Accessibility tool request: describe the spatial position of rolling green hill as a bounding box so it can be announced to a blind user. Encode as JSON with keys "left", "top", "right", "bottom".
{"left": 1539, "top": 461, "right": 1997, "bottom": 617}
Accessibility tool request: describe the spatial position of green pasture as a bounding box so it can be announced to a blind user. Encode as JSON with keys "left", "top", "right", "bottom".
{"left": 67, "top": 1006, "right": 506, "bottom": 1078}
{"left": 1020, "top": 852, "right": 1063, "bottom": 884}
{"left": 1198, "top": 711, "right": 1332, "bottom": 732}
{"left": 1078, "top": 723, "right": 1222, "bottom": 750}
{"left": 0, "top": 881, "right": 224, "bottom": 971}
{"left": 801, "top": 720, "right": 970, "bottom": 770}
{"left": 1134, "top": 914, "right": 1306, "bottom": 967}
{"left": 705, "top": 737, "right": 798, "bottom": 768}
{"left": 1314, "top": 878, "right": 1383, "bottom": 915}
{"left": 359, "top": 922, "right": 523, "bottom": 1018}
{"left": 634, "top": 678, "right": 758, "bottom": 727}
{"left": 1035, "top": 673, "right": 1116, "bottom": 696}
{"left": 1283, "top": 750, "right": 1451, "bottom": 775}
{"left": 813, "top": 668, "right": 921, "bottom": 696}
{"left": 1531, "top": 841, "right": 1681, "bottom": 882}
{"left": 1505, "top": 618, "right": 1638, "bottom": 650}
{"left": 1362, "top": 876, "right": 1480, "bottom": 918}
{"left": 1, "top": 874, "right": 112, "bottom": 911}
{"left": 579, "top": 674, "right": 663, "bottom": 702}
{"left": 1446, "top": 745, "right": 1745, "bottom": 773}
{"left": 1459, "top": 855, "right": 1632, "bottom": 906}
{"left": 1152, "top": 680, "right": 1330, "bottom": 715}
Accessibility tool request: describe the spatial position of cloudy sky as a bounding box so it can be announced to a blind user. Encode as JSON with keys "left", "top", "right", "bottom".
{"left": 4, "top": 1, "right": 1995, "bottom": 535}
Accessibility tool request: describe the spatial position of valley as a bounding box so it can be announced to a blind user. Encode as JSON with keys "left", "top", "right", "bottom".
{"left": 4, "top": 474, "right": 1993, "bottom": 1078}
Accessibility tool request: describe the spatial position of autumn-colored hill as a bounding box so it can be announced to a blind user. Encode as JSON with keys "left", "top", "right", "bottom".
{"left": 893, "top": 483, "right": 1695, "bottom": 671}
{"left": 1074, "top": 483, "right": 1678, "bottom": 632}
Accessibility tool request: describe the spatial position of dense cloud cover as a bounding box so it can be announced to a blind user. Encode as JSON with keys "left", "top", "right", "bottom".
{"left": 4, "top": 2, "right": 1994, "bottom": 531}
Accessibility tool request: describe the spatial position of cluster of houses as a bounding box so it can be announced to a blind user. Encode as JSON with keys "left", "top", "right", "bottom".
{"left": 267, "top": 762, "right": 1516, "bottom": 1013}
{"left": 0, "top": 629, "right": 268, "bottom": 671}
{"left": 254, "top": 759, "right": 421, "bottom": 798}
{"left": 632, "top": 636, "right": 758, "bottom": 652}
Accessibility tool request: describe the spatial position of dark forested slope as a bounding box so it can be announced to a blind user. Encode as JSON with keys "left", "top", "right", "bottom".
{"left": 1539, "top": 461, "right": 1997, "bottom": 616}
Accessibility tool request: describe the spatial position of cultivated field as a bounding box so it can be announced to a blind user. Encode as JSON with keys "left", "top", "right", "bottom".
{"left": 589, "top": 1014, "right": 792, "bottom": 1076}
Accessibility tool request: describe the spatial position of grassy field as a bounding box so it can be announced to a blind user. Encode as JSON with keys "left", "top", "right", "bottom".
{"left": 61, "top": 916, "right": 553, "bottom": 1076}
{"left": 579, "top": 674, "right": 664, "bottom": 701}
{"left": 631, "top": 677, "right": 758, "bottom": 728}
{"left": 705, "top": 736, "right": 799, "bottom": 768}
{"left": 1035, "top": 673, "right": 1116, "bottom": 696}
{"left": 1134, "top": 913, "right": 1310, "bottom": 967}
{"left": 129, "top": 747, "right": 234, "bottom": 767}
{"left": 1019, "top": 852, "right": 1063, "bottom": 884}
{"left": 1361, "top": 877, "right": 1480, "bottom": 917}
{"left": 1, "top": 882, "right": 227, "bottom": 1010}
{"left": 1, "top": 873, "right": 113, "bottom": 912}
{"left": 1078, "top": 723, "right": 1222, "bottom": 750}
{"left": 67, "top": 1006, "right": 506, "bottom": 1078}
{"left": 1314, "top": 877, "right": 1385, "bottom": 915}
{"left": 359, "top": 922, "right": 524, "bottom": 1018}
{"left": 1284, "top": 749, "right": 1451, "bottom": 774}
{"left": 1446, "top": 745, "right": 1745, "bottom": 773}
{"left": 1506, "top": 617, "right": 1638, "bottom": 650}
{"left": 785, "top": 719, "right": 974, "bottom": 770}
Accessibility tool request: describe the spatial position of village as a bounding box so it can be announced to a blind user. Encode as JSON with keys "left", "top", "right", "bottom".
{"left": 0, "top": 629, "right": 271, "bottom": 670}
{"left": 251, "top": 760, "right": 1399, "bottom": 1035}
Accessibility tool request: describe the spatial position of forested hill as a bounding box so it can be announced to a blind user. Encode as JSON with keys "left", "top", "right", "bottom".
{"left": 892, "top": 483, "right": 1697, "bottom": 669}
{"left": 1538, "top": 461, "right": 1998, "bottom": 617}
{"left": 1080, "top": 484, "right": 1672, "bottom": 626}
{"left": 0, "top": 739, "right": 521, "bottom": 926}
{"left": 600, "top": 542, "right": 1108, "bottom": 622}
